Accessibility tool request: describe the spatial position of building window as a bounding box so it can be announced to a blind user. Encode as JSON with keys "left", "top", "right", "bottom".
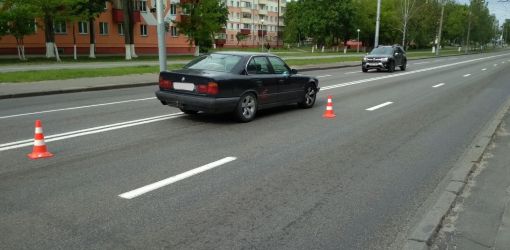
{"left": 118, "top": 23, "right": 124, "bottom": 35}
{"left": 78, "top": 21, "right": 88, "bottom": 34}
{"left": 170, "top": 4, "right": 177, "bottom": 15}
{"left": 99, "top": 22, "right": 109, "bottom": 35}
{"left": 171, "top": 26, "right": 178, "bottom": 37}
{"left": 54, "top": 21, "right": 67, "bottom": 34}
{"left": 140, "top": 0, "right": 147, "bottom": 12}
{"left": 140, "top": 24, "right": 148, "bottom": 36}
{"left": 243, "top": 23, "right": 250, "bottom": 29}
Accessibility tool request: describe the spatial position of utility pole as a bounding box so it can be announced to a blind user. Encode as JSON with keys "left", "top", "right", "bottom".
{"left": 465, "top": 4, "right": 472, "bottom": 54}
{"left": 156, "top": 0, "right": 167, "bottom": 72}
{"left": 436, "top": 0, "right": 445, "bottom": 56}
{"left": 374, "top": 0, "right": 382, "bottom": 47}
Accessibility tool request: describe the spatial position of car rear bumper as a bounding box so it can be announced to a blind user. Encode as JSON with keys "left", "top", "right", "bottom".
{"left": 155, "top": 91, "right": 240, "bottom": 113}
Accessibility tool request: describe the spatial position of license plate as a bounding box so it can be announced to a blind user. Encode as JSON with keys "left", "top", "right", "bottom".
{"left": 174, "top": 82, "right": 195, "bottom": 91}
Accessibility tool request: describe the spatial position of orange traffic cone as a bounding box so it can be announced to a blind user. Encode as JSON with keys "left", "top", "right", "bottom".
{"left": 322, "top": 96, "right": 336, "bottom": 119}
{"left": 27, "top": 120, "right": 53, "bottom": 159}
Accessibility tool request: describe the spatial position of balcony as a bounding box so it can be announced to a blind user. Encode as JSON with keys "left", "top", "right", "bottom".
{"left": 241, "top": 17, "right": 252, "bottom": 23}
{"left": 240, "top": 29, "right": 251, "bottom": 35}
{"left": 180, "top": 0, "right": 193, "bottom": 4}
{"left": 258, "top": 9, "right": 267, "bottom": 15}
{"left": 258, "top": 0, "right": 268, "bottom": 4}
{"left": 112, "top": 9, "right": 141, "bottom": 23}
{"left": 258, "top": 30, "right": 267, "bottom": 37}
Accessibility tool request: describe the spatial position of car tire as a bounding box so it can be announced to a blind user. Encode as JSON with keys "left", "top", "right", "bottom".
{"left": 180, "top": 108, "right": 198, "bottom": 115}
{"left": 235, "top": 93, "right": 258, "bottom": 122}
{"left": 362, "top": 67, "right": 368, "bottom": 72}
{"left": 388, "top": 61, "right": 395, "bottom": 72}
{"left": 298, "top": 85, "right": 317, "bottom": 109}
{"left": 400, "top": 60, "right": 407, "bottom": 71}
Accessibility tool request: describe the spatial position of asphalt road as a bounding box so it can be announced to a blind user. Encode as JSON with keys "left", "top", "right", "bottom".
{"left": 1, "top": 52, "right": 510, "bottom": 249}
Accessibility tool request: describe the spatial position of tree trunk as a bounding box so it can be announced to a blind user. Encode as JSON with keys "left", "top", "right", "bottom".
{"left": 125, "top": 44, "right": 132, "bottom": 60}
{"left": 73, "top": 22, "right": 78, "bottom": 60}
{"left": 54, "top": 44, "right": 61, "bottom": 62}
{"left": 44, "top": 15, "right": 56, "bottom": 58}
{"left": 17, "top": 45, "right": 22, "bottom": 61}
{"left": 194, "top": 45, "right": 200, "bottom": 56}
{"left": 89, "top": 17, "right": 96, "bottom": 58}
{"left": 130, "top": 44, "right": 138, "bottom": 58}
{"left": 21, "top": 45, "right": 26, "bottom": 61}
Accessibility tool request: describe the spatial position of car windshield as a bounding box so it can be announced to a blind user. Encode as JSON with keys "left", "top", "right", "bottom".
{"left": 184, "top": 54, "right": 242, "bottom": 72}
{"left": 369, "top": 47, "right": 393, "bottom": 55}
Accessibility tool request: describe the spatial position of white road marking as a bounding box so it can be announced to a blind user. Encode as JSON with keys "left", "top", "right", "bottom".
{"left": 320, "top": 53, "right": 510, "bottom": 91}
{"left": 502, "top": 61, "right": 506, "bottom": 64}
{"left": 432, "top": 83, "right": 445, "bottom": 88}
{"left": 463, "top": 74, "right": 471, "bottom": 77}
{"left": 494, "top": 64, "right": 498, "bottom": 67}
{"left": 118, "top": 157, "right": 237, "bottom": 199}
{"left": 345, "top": 71, "right": 360, "bottom": 75}
{"left": 482, "top": 68, "right": 487, "bottom": 71}
{"left": 316, "top": 75, "right": 332, "bottom": 78}
{"left": 366, "top": 102, "right": 393, "bottom": 111}
{"left": 0, "top": 113, "right": 184, "bottom": 152}
{"left": 0, "top": 97, "right": 156, "bottom": 119}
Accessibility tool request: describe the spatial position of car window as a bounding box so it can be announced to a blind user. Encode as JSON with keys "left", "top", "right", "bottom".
{"left": 268, "top": 57, "right": 290, "bottom": 75}
{"left": 369, "top": 47, "right": 393, "bottom": 55}
{"left": 247, "top": 57, "right": 271, "bottom": 75}
{"left": 184, "top": 54, "right": 242, "bottom": 72}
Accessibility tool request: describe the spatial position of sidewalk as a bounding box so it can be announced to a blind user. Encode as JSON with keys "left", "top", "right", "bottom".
{"left": 0, "top": 61, "right": 359, "bottom": 99}
{"left": 431, "top": 111, "right": 510, "bottom": 249}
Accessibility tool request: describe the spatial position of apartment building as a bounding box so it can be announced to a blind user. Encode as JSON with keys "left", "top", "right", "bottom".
{"left": 0, "top": 0, "right": 285, "bottom": 56}
{"left": 0, "top": 0, "right": 193, "bottom": 56}
{"left": 218, "top": 0, "right": 286, "bottom": 48}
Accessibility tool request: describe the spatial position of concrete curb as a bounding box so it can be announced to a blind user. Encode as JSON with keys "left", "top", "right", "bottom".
{"left": 403, "top": 96, "right": 510, "bottom": 250}
{"left": 0, "top": 82, "right": 156, "bottom": 100}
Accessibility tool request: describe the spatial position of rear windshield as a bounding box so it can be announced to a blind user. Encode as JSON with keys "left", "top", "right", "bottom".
{"left": 369, "top": 47, "right": 393, "bottom": 55}
{"left": 184, "top": 54, "right": 242, "bottom": 72}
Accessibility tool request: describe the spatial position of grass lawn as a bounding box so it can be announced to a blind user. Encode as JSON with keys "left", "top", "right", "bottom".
{"left": 0, "top": 64, "right": 184, "bottom": 83}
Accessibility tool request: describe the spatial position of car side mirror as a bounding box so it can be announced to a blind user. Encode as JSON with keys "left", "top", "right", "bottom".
{"left": 291, "top": 69, "right": 298, "bottom": 75}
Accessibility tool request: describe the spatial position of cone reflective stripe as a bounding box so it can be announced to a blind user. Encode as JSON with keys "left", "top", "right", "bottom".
{"left": 27, "top": 120, "right": 53, "bottom": 159}
{"left": 322, "top": 95, "right": 336, "bottom": 119}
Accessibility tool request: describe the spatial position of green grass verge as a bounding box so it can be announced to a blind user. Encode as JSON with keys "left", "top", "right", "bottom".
{"left": 0, "top": 64, "right": 184, "bottom": 83}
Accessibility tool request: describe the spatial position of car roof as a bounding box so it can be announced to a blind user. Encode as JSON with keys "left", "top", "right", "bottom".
{"left": 210, "top": 51, "right": 277, "bottom": 57}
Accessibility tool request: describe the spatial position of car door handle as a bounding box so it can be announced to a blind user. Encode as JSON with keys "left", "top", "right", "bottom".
{"left": 278, "top": 79, "right": 285, "bottom": 83}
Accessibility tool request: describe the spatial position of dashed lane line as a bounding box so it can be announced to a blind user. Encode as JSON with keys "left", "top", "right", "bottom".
{"left": 432, "top": 83, "right": 445, "bottom": 88}
{"left": 366, "top": 102, "right": 393, "bottom": 111}
{"left": 118, "top": 157, "right": 237, "bottom": 199}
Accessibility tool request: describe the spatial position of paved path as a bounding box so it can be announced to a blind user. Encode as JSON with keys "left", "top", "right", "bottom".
{"left": 431, "top": 112, "right": 510, "bottom": 250}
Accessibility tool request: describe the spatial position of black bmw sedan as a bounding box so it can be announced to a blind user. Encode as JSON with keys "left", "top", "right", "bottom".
{"left": 156, "top": 52, "right": 319, "bottom": 122}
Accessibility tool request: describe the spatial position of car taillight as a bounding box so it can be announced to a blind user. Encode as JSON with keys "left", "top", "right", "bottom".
{"left": 159, "top": 76, "right": 173, "bottom": 90}
{"left": 196, "top": 82, "right": 219, "bottom": 95}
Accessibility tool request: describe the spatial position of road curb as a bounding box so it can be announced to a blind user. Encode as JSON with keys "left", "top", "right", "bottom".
{"left": 0, "top": 82, "right": 156, "bottom": 100}
{"left": 403, "top": 96, "right": 510, "bottom": 250}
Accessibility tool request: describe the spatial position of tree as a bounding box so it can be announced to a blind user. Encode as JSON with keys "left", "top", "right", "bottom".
{"left": 396, "top": 0, "right": 419, "bottom": 49}
{"left": 4, "top": 5, "right": 36, "bottom": 60}
{"left": 73, "top": 0, "right": 107, "bottom": 58}
{"left": 174, "top": 0, "right": 229, "bottom": 56}
{"left": 235, "top": 32, "right": 247, "bottom": 46}
{"left": 122, "top": 0, "right": 137, "bottom": 60}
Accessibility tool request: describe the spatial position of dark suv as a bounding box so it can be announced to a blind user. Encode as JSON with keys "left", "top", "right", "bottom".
{"left": 362, "top": 45, "right": 407, "bottom": 72}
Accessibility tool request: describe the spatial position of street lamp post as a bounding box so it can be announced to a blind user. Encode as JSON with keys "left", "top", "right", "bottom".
{"left": 155, "top": 0, "right": 166, "bottom": 72}
{"left": 357, "top": 29, "right": 360, "bottom": 53}
{"left": 374, "top": 0, "right": 381, "bottom": 47}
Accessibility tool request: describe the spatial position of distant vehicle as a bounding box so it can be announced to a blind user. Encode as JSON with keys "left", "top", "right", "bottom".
{"left": 156, "top": 52, "right": 320, "bottom": 122}
{"left": 362, "top": 45, "right": 407, "bottom": 72}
